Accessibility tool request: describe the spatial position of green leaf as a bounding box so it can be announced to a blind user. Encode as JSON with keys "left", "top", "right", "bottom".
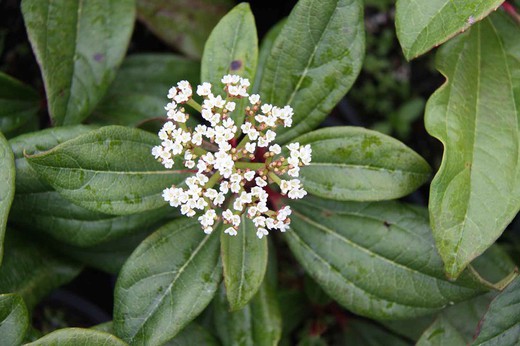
{"left": 10, "top": 125, "right": 97, "bottom": 193}
{"left": 285, "top": 196, "right": 487, "bottom": 320}
{"left": 342, "top": 320, "right": 410, "bottom": 346}
{"left": 25, "top": 328, "right": 127, "bottom": 346}
{"left": 472, "top": 277, "right": 520, "bottom": 345}
{"left": 92, "top": 54, "right": 200, "bottom": 126}
{"left": 416, "top": 316, "right": 466, "bottom": 346}
{"left": 137, "top": 0, "right": 233, "bottom": 59}
{"left": 259, "top": 0, "right": 365, "bottom": 144}
{"left": 0, "top": 231, "right": 81, "bottom": 309}
{"left": 214, "top": 285, "right": 254, "bottom": 346}
{"left": 248, "top": 276, "right": 283, "bottom": 346}
{"left": 0, "top": 294, "right": 29, "bottom": 346}
{"left": 114, "top": 218, "right": 222, "bottom": 346}
{"left": 21, "top": 0, "right": 136, "bottom": 125}
{"left": 0, "top": 72, "right": 39, "bottom": 136}
{"left": 252, "top": 19, "right": 286, "bottom": 94}
{"left": 291, "top": 127, "right": 431, "bottom": 201}
{"left": 26, "top": 126, "right": 190, "bottom": 215}
{"left": 163, "top": 323, "right": 220, "bottom": 346}
{"left": 201, "top": 3, "right": 258, "bottom": 126}
{"left": 395, "top": 0, "right": 504, "bottom": 60}
{"left": 9, "top": 190, "right": 172, "bottom": 247}
{"left": 0, "top": 131, "right": 15, "bottom": 266}
{"left": 221, "top": 216, "right": 267, "bottom": 310}
{"left": 425, "top": 12, "right": 520, "bottom": 278}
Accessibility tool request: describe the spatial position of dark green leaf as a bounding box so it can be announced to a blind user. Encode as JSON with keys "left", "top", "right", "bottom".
{"left": 416, "top": 316, "right": 466, "bottom": 346}
{"left": 259, "top": 0, "right": 365, "bottom": 144}
{"left": 21, "top": 0, "right": 136, "bottom": 125}
{"left": 10, "top": 125, "right": 97, "bottom": 193}
{"left": 201, "top": 3, "right": 258, "bottom": 126}
{"left": 0, "top": 72, "right": 39, "bottom": 136}
{"left": 0, "top": 294, "right": 29, "bottom": 346}
{"left": 0, "top": 231, "right": 81, "bottom": 309}
{"left": 26, "top": 126, "right": 190, "bottom": 215}
{"left": 114, "top": 218, "right": 221, "bottom": 346}
{"left": 472, "top": 276, "right": 520, "bottom": 345}
{"left": 25, "top": 328, "right": 127, "bottom": 346}
{"left": 249, "top": 276, "right": 283, "bottom": 346}
{"left": 163, "top": 323, "right": 220, "bottom": 346}
{"left": 9, "top": 190, "right": 172, "bottom": 247}
{"left": 396, "top": 0, "right": 503, "bottom": 60}
{"left": 292, "top": 127, "right": 431, "bottom": 201}
{"left": 425, "top": 12, "right": 520, "bottom": 278}
{"left": 285, "top": 196, "right": 487, "bottom": 320}
{"left": 0, "top": 131, "right": 15, "bottom": 266}
{"left": 342, "top": 320, "right": 410, "bottom": 346}
{"left": 92, "top": 54, "right": 200, "bottom": 126}
{"left": 137, "top": 0, "right": 233, "bottom": 59}
{"left": 221, "top": 216, "right": 267, "bottom": 310}
{"left": 214, "top": 285, "right": 254, "bottom": 346}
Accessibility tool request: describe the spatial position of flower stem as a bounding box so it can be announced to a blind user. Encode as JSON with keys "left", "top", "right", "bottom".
{"left": 186, "top": 98, "right": 202, "bottom": 113}
{"left": 204, "top": 171, "right": 221, "bottom": 189}
{"left": 268, "top": 171, "right": 282, "bottom": 185}
{"left": 235, "top": 161, "right": 265, "bottom": 170}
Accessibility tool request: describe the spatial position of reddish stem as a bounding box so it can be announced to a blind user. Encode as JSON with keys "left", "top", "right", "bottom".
{"left": 502, "top": 1, "right": 520, "bottom": 24}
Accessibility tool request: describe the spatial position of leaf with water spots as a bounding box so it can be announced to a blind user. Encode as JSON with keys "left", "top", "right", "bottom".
{"left": 291, "top": 127, "right": 431, "bottom": 201}
{"left": 285, "top": 196, "right": 488, "bottom": 320}
{"left": 425, "top": 12, "right": 520, "bottom": 279}
{"left": 26, "top": 126, "right": 190, "bottom": 215}
{"left": 21, "top": 0, "right": 135, "bottom": 125}
{"left": 114, "top": 218, "right": 221, "bottom": 346}
{"left": 259, "top": 0, "right": 365, "bottom": 144}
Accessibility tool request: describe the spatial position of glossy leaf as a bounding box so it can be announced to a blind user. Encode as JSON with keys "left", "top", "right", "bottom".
{"left": 0, "top": 72, "right": 39, "bottom": 136}
{"left": 342, "top": 320, "right": 409, "bottom": 346}
{"left": 10, "top": 125, "right": 97, "bottom": 193}
{"left": 0, "top": 232, "right": 81, "bottom": 309}
{"left": 27, "top": 126, "right": 190, "bottom": 215}
{"left": 395, "top": 0, "right": 503, "bottom": 60}
{"left": 93, "top": 54, "right": 200, "bottom": 126}
{"left": 416, "top": 316, "right": 466, "bottom": 346}
{"left": 285, "top": 196, "right": 487, "bottom": 320}
{"left": 252, "top": 19, "right": 285, "bottom": 93}
{"left": 472, "top": 277, "right": 520, "bottom": 345}
{"left": 26, "top": 328, "right": 127, "bottom": 346}
{"left": 292, "top": 127, "right": 431, "bottom": 201}
{"left": 201, "top": 3, "right": 258, "bottom": 126}
{"left": 221, "top": 216, "right": 267, "bottom": 310}
{"left": 21, "top": 0, "right": 135, "bottom": 125}
{"left": 0, "top": 131, "right": 14, "bottom": 266}
{"left": 137, "top": 0, "right": 233, "bottom": 59}
{"left": 0, "top": 294, "right": 29, "bottom": 346}
{"left": 10, "top": 190, "right": 171, "bottom": 247}
{"left": 425, "top": 13, "right": 520, "bottom": 278}
{"left": 259, "top": 0, "right": 365, "bottom": 144}
{"left": 114, "top": 218, "right": 221, "bottom": 346}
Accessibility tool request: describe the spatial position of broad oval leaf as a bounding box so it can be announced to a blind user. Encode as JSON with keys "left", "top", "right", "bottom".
{"left": 0, "top": 72, "right": 39, "bottom": 136}
{"left": 472, "top": 276, "right": 520, "bottom": 346}
{"left": 252, "top": 19, "right": 285, "bottom": 94}
{"left": 285, "top": 196, "right": 487, "bottom": 320}
{"left": 0, "top": 131, "right": 15, "bottom": 266}
{"left": 137, "top": 0, "right": 233, "bottom": 59}
{"left": 26, "top": 328, "right": 127, "bottom": 346}
{"left": 201, "top": 2, "right": 258, "bottom": 126}
{"left": 10, "top": 125, "right": 97, "bottom": 193}
{"left": 0, "top": 294, "right": 29, "bottom": 346}
{"left": 425, "top": 12, "right": 520, "bottom": 279}
{"left": 259, "top": 0, "right": 365, "bottom": 144}
{"left": 26, "top": 126, "right": 190, "bottom": 215}
{"left": 416, "top": 316, "right": 466, "bottom": 346}
{"left": 395, "top": 0, "right": 503, "bottom": 60}
{"left": 92, "top": 54, "right": 200, "bottom": 126}
{"left": 342, "top": 320, "right": 409, "bottom": 346}
{"left": 291, "top": 127, "right": 431, "bottom": 201}
{"left": 114, "top": 218, "right": 222, "bottom": 346}
{"left": 21, "top": 0, "right": 136, "bottom": 125}
{"left": 0, "top": 232, "right": 81, "bottom": 309}
{"left": 9, "top": 191, "right": 172, "bottom": 247}
{"left": 221, "top": 216, "right": 267, "bottom": 311}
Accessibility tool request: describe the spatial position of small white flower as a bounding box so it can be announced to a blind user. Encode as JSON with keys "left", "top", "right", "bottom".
{"left": 197, "top": 82, "right": 212, "bottom": 96}
{"left": 249, "top": 94, "right": 260, "bottom": 104}
{"left": 245, "top": 142, "right": 256, "bottom": 154}
{"left": 224, "top": 227, "right": 237, "bottom": 236}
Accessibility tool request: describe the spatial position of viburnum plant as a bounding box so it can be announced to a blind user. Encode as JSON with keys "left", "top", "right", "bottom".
{"left": 0, "top": 0, "right": 520, "bottom": 345}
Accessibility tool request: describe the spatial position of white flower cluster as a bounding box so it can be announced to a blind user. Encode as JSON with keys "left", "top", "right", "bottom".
{"left": 152, "top": 75, "right": 312, "bottom": 238}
